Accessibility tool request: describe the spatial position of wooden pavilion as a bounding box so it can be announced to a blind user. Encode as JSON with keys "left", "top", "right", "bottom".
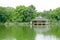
{"left": 30, "top": 16, "right": 50, "bottom": 28}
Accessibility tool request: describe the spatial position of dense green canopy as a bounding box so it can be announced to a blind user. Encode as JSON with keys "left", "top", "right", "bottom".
{"left": 0, "top": 5, "right": 60, "bottom": 22}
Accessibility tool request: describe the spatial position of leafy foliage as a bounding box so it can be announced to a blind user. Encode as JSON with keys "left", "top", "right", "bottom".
{"left": 39, "top": 7, "right": 60, "bottom": 21}
{"left": 12, "top": 5, "right": 37, "bottom": 22}
{"left": 0, "top": 5, "right": 60, "bottom": 22}
{"left": 0, "top": 7, "right": 7, "bottom": 22}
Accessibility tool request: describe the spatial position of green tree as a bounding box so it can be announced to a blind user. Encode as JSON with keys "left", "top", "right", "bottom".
{"left": 4, "top": 7, "right": 14, "bottom": 21}
{"left": 13, "top": 5, "right": 37, "bottom": 22}
{"left": 0, "top": 6, "right": 7, "bottom": 22}
{"left": 52, "top": 7, "right": 60, "bottom": 21}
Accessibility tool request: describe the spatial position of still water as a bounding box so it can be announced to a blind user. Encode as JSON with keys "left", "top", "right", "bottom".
{"left": 35, "top": 34, "right": 59, "bottom": 40}
{"left": 0, "top": 23, "right": 60, "bottom": 40}
{"left": 34, "top": 25, "right": 60, "bottom": 40}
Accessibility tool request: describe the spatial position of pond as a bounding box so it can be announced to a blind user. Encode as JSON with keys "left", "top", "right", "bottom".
{"left": 34, "top": 26, "right": 60, "bottom": 40}
{"left": 0, "top": 23, "right": 60, "bottom": 40}
{"left": 0, "top": 23, "right": 36, "bottom": 40}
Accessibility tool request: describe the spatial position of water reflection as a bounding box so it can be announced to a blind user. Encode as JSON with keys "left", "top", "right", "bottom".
{"left": 34, "top": 25, "right": 49, "bottom": 33}
{"left": 0, "top": 23, "right": 60, "bottom": 40}
{"left": 2, "top": 37, "right": 16, "bottom": 40}
{"left": 35, "top": 34, "right": 60, "bottom": 40}
{"left": 34, "top": 25, "right": 60, "bottom": 40}
{"left": 0, "top": 24, "right": 36, "bottom": 40}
